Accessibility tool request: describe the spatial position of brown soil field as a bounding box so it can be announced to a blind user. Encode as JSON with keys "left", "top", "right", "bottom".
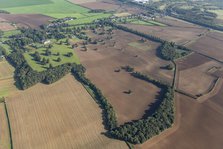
{"left": 0, "top": 14, "right": 52, "bottom": 28}
{"left": 188, "top": 31, "right": 223, "bottom": 61}
{"left": 176, "top": 53, "right": 211, "bottom": 71}
{"left": 6, "top": 75, "right": 127, "bottom": 149}
{"left": 68, "top": 0, "right": 98, "bottom": 4}
{"left": 138, "top": 92, "right": 223, "bottom": 149}
{"left": 123, "top": 23, "right": 207, "bottom": 45}
{"left": 0, "top": 103, "right": 10, "bottom": 149}
{"left": 0, "top": 60, "right": 14, "bottom": 80}
{"left": 82, "top": 2, "right": 120, "bottom": 10}
{"left": 178, "top": 60, "right": 221, "bottom": 96}
{"left": 76, "top": 29, "right": 173, "bottom": 124}
{"left": 0, "top": 22, "right": 15, "bottom": 31}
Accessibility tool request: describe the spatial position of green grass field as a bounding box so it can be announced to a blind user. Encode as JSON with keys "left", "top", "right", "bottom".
{"left": 0, "top": 0, "right": 52, "bottom": 8}
{"left": 23, "top": 43, "right": 80, "bottom": 72}
{"left": 128, "top": 41, "right": 152, "bottom": 51}
{"left": 1, "top": 0, "right": 111, "bottom": 24}
{"left": 126, "top": 19, "right": 166, "bottom": 27}
{"left": 68, "top": 13, "right": 111, "bottom": 25}
{"left": 209, "top": 10, "right": 223, "bottom": 20}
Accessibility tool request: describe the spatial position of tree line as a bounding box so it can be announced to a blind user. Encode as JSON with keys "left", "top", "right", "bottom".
{"left": 72, "top": 66, "right": 118, "bottom": 130}
{"left": 110, "top": 72, "right": 174, "bottom": 144}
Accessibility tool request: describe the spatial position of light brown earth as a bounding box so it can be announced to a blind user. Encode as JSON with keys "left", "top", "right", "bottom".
{"left": 138, "top": 92, "right": 223, "bottom": 149}
{"left": 0, "top": 14, "right": 52, "bottom": 28}
{"left": 0, "top": 103, "right": 10, "bottom": 149}
{"left": 68, "top": 0, "right": 98, "bottom": 4}
{"left": 188, "top": 31, "right": 223, "bottom": 62}
{"left": 0, "top": 22, "right": 15, "bottom": 31}
{"left": 178, "top": 61, "right": 221, "bottom": 96}
{"left": 76, "top": 29, "right": 173, "bottom": 124}
{"left": 0, "top": 60, "right": 16, "bottom": 98}
{"left": 6, "top": 74, "right": 127, "bottom": 149}
{"left": 0, "top": 60, "right": 14, "bottom": 80}
{"left": 123, "top": 23, "right": 207, "bottom": 45}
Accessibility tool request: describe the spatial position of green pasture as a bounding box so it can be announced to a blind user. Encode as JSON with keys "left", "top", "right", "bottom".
{"left": 2, "top": 0, "right": 89, "bottom": 18}
{"left": 128, "top": 41, "right": 152, "bottom": 51}
{"left": 209, "top": 10, "right": 223, "bottom": 20}
{"left": 23, "top": 43, "right": 80, "bottom": 72}
{"left": 126, "top": 18, "right": 166, "bottom": 27}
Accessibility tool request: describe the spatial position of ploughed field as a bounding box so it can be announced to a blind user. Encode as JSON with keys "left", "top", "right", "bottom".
{"left": 6, "top": 75, "right": 127, "bottom": 149}
{"left": 176, "top": 53, "right": 222, "bottom": 97}
{"left": 188, "top": 31, "right": 223, "bottom": 62}
{"left": 76, "top": 28, "right": 174, "bottom": 124}
{"left": 138, "top": 92, "right": 223, "bottom": 149}
{"left": 0, "top": 14, "right": 52, "bottom": 28}
{"left": 122, "top": 17, "right": 207, "bottom": 45}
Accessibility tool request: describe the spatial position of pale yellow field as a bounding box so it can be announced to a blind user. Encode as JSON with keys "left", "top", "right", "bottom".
{"left": 0, "top": 103, "right": 10, "bottom": 149}
{"left": 0, "top": 60, "right": 16, "bottom": 98}
{"left": 6, "top": 74, "right": 127, "bottom": 149}
{"left": 0, "top": 60, "right": 14, "bottom": 80}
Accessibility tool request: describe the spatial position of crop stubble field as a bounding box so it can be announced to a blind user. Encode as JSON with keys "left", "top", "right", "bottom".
{"left": 0, "top": 60, "right": 17, "bottom": 98}
{"left": 6, "top": 75, "right": 127, "bottom": 149}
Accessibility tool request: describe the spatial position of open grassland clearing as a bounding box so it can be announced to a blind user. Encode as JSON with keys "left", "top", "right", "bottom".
{"left": 209, "top": 9, "right": 223, "bottom": 20}
{"left": 0, "top": 22, "right": 15, "bottom": 31}
{"left": 188, "top": 31, "right": 223, "bottom": 62}
{"left": 138, "top": 93, "right": 223, "bottom": 149}
{"left": 23, "top": 43, "right": 80, "bottom": 72}
{"left": 0, "top": 103, "right": 11, "bottom": 149}
{"left": 124, "top": 18, "right": 166, "bottom": 27}
{"left": 6, "top": 74, "right": 127, "bottom": 149}
{"left": 0, "top": 79, "right": 17, "bottom": 98}
{"left": 76, "top": 29, "right": 173, "bottom": 124}
{"left": 0, "top": 14, "right": 52, "bottom": 28}
{"left": 0, "top": 60, "right": 14, "bottom": 80}
{"left": 0, "top": 60, "right": 16, "bottom": 98}
{"left": 67, "top": 13, "right": 111, "bottom": 25}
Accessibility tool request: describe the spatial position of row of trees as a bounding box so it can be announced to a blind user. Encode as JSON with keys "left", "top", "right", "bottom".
{"left": 110, "top": 72, "right": 174, "bottom": 144}
{"left": 7, "top": 52, "right": 74, "bottom": 89}
{"left": 72, "top": 66, "right": 117, "bottom": 130}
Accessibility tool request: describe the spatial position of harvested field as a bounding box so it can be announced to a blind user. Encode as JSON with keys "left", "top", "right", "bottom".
{"left": 0, "top": 60, "right": 14, "bottom": 80}
{"left": 188, "top": 31, "right": 223, "bottom": 61}
{"left": 0, "top": 14, "right": 52, "bottom": 28}
{"left": 0, "top": 103, "right": 10, "bottom": 149}
{"left": 76, "top": 29, "right": 173, "bottom": 124}
{"left": 0, "top": 22, "right": 15, "bottom": 31}
{"left": 138, "top": 93, "right": 223, "bottom": 149}
{"left": 6, "top": 75, "right": 127, "bottom": 149}
{"left": 0, "top": 79, "right": 17, "bottom": 98}
{"left": 122, "top": 17, "right": 207, "bottom": 45}
{"left": 178, "top": 61, "right": 221, "bottom": 96}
